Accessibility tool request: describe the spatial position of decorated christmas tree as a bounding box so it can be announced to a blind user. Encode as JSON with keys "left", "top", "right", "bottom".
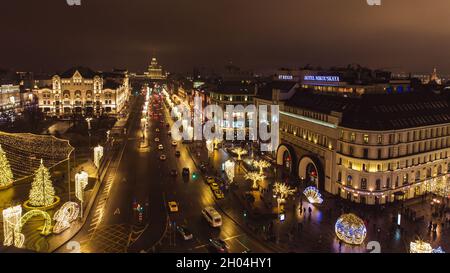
{"left": 0, "top": 144, "right": 14, "bottom": 188}
{"left": 29, "top": 159, "right": 56, "bottom": 207}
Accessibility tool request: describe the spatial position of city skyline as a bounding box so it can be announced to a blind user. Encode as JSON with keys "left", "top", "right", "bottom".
{"left": 1, "top": 0, "right": 450, "bottom": 74}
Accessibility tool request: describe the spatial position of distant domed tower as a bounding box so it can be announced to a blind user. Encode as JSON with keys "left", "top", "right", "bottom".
{"left": 429, "top": 68, "right": 442, "bottom": 85}
{"left": 145, "top": 57, "right": 166, "bottom": 80}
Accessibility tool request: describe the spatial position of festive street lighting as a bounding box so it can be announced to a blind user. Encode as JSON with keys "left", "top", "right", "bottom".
{"left": 2, "top": 205, "right": 22, "bottom": 247}
{"left": 26, "top": 159, "right": 58, "bottom": 208}
{"left": 0, "top": 144, "right": 14, "bottom": 190}
{"left": 94, "top": 145, "right": 104, "bottom": 168}
{"left": 410, "top": 240, "right": 433, "bottom": 253}
{"left": 273, "top": 182, "right": 296, "bottom": 211}
{"left": 252, "top": 159, "right": 271, "bottom": 174}
{"left": 303, "top": 186, "right": 323, "bottom": 204}
{"left": 335, "top": 213, "right": 367, "bottom": 245}
{"left": 232, "top": 147, "right": 247, "bottom": 161}
{"left": 224, "top": 160, "right": 235, "bottom": 183}
{"left": 53, "top": 202, "right": 80, "bottom": 234}
{"left": 75, "top": 171, "right": 89, "bottom": 218}
{"left": 245, "top": 172, "right": 265, "bottom": 190}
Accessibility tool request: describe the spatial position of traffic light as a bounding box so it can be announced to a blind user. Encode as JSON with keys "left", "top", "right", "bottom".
{"left": 192, "top": 173, "right": 197, "bottom": 180}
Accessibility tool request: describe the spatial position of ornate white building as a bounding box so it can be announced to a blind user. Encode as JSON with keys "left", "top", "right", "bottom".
{"left": 35, "top": 67, "right": 130, "bottom": 116}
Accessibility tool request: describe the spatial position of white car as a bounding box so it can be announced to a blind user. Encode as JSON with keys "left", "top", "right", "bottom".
{"left": 160, "top": 154, "right": 167, "bottom": 160}
{"left": 158, "top": 144, "right": 164, "bottom": 150}
{"left": 171, "top": 141, "right": 177, "bottom": 146}
{"left": 154, "top": 137, "right": 160, "bottom": 142}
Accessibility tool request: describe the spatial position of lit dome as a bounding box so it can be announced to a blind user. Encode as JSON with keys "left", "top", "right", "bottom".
{"left": 335, "top": 213, "right": 367, "bottom": 245}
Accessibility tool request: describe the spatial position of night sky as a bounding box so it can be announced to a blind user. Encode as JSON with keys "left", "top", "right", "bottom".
{"left": 1, "top": 0, "right": 449, "bottom": 74}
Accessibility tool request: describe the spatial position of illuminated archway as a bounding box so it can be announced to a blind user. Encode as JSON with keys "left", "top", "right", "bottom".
{"left": 298, "top": 156, "right": 325, "bottom": 191}
{"left": 14, "top": 210, "right": 52, "bottom": 248}
{"left": 276, "top": 144, "right": 296, "bottom": 174}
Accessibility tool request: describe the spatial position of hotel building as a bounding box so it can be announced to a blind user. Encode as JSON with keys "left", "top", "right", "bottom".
{"left": 255, "top": 69, "right": 450, "bottom": 205}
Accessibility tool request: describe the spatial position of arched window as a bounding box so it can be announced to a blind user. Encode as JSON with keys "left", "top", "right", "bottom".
{"left": 415, "top": 171, "right": 421, "bottom": 181}
{"left": 437, "top": 165, "right": 442, "bottom": 175}
{"left": 376, "top": 179, "right": 381, "bottom": 190}
{"left": 347, "top": 175, "right": 353, "bottom": 186}
{"left": 361, "top": 178, "right": 367, "bottom": 190}
{"left": 427, "top": 168, "right": 432, "bottom": 178}
{"left": 403, "top": 173, "right": 409, "bottom": 185}
{"left": 386, "top": 178, "right": 391, "bottom": 189}
{"left": 337, "top": 172, "right": 342, "bottom": 182}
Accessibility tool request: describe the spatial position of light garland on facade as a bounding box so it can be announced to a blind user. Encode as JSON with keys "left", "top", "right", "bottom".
{"left": 303, "top": 186, "right": 323, "bottom": 204}
{"left": 53, "top": 202, "right": 80, "bottom": 234}
{"left": 335, "top": 213, "right": 367, "bottom": 245}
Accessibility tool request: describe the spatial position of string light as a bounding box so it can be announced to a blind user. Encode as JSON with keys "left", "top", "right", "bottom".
{"left": 252, "top": 159, "right": 271, "bottom": 174}
{"left": 224, "top": 160, "right": 235, "bottom": 183}
{"left": 410, "top": 240, "right": 433, "bottom": 253}
{"left": 244, "top": 172, "right": 265, "bottom": 189}
{"left": 27, "top": 159, "right": 58, "bottom": 208}
{"left": 335, "top": 213, "right": 367, "bottom": 245}
{"left": 94, "top": 145, "right": 104, "bottom": 168}
{"left": 14, "top": 209, "right": 52, "bottom": 248}
{"left": 0, "top": 131, "right": 73, "bottom": 182}
{"left": 53, "top": 202, "right": 80, "bottom": 234}
{"left": 0, "top": 144, "right": 14, "bottom": 189}
{"left": 232, "top": 147, "right": 247, "bottom": 160}
{"left": 303, "top": 186, "right": 323, "bottom": 204}
{"left": 2, "top": 205, "right": 22, "bottom": 247}
{"left": 273, "top": 182, "right": 296, "bottom": 202}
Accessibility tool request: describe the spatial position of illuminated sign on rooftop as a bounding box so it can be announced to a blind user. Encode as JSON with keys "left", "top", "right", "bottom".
{"left": 278, "top": 75, "right": 294, "bottom": 80}
{"left": 304, "top": 75, "right": 340, "bottom": 82}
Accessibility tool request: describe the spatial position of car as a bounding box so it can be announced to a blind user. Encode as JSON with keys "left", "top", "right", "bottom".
{"left": 166, "top": 123, "right": 170, "bottom": 128}
{"left": 158, "top": 144, "right": 164, "bottom": 150}
{"left": 209, "top": 238, "right": 228, "bottom": 253}
{"left": 210, "top": 182, "right": 220, "bottom": 191}
{"left": 171, "top": 141, "right": 177, "bottom": 146}
{"left": 175, "top": 151, "right": 181, "bottom": 157}
{"left": 213, "top": 189, "right": 224, "bottom": 200}
{"left": 176, "top": 226, "right": 193, "bottom": 241}
{"left": 167, "top": 131, "right": 172, "bottom": 136}
{"left": 206, "top": 176, "right": 215, "bottom": 184}
{"left": 182, "top": 168, "right": 190, "bottom": 177}
{"left": 168, "top": 201, "right": 178, "bottom": 212}
{"left": 160, "top": 154, "right": 167, "bottom": 160}
{"left": 199, "top": 163, "right": 207, "bottom": 172}
{"left": 155, "top": 128, "right": 160, "bottom": 132}
{"left": 170, "top": 169, "right": 178, "bottom": 176}
{"left": 154, "top": 137, "right": 160, "bottom": 142}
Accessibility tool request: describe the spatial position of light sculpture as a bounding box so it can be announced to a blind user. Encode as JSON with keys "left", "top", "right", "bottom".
{"left": 94, "top": 145, "right": 104, "bottom": 168}
{"left": 245, "top": 172, "right": 265, "bottom": 190}
{"left": 232, "top": 147, "right": 247, "bottom": 161}
{"left": 303, "top": 186, "right": 323, "bottom": 204}
{"left": 27, "top": 159, "right": 57, "bottom": 208}
{"left": 252, "top": 159, "right": 271, "bottom": 174}
{"left": 410, "top": 240, "right": 433, "bottom": 253}
{"left": 0, "top": 144, "right": 14, "bottom": 189}
{"left": 53, "top": 202, "right": 80, "bottom": 234}
{"left": 75, "top": 171, "right": 89, "bottom": 218}
{"left": 2, "top": 205, "right": 22, "bottom": 247}
{"left": 224, "top": 160, "right": 235, "bottom": 183}
{"left": 335, "top": 213, "right": 367, "bottom": 245}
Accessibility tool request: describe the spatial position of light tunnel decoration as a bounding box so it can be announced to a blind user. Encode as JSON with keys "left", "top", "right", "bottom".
{"left": 13, "top": 209, "right": 52, "bottom": 248}
{"left": 53, "top": 202, "right": 80, "bottom": 234}
{"left": 0, "top": 131, "right": 74, "bottom": 182}
{"left": 335, "top": 213, "right": 367, "bottom": 245}
{"left": 303, "top": 186, "right": 323, "bottom": 204}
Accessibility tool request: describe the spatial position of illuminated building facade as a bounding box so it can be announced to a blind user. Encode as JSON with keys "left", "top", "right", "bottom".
{"left": 256, "top": 70, "right": 450, "bottom": 205}
{"left": 145, "top": 57, "right": 166, "bottom": 80}
{"left": 35, "top": 67, "right": 130, "bottom": 117}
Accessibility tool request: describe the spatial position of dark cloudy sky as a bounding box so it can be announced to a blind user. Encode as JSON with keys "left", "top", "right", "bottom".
{"left": 0, "top": 0, "right": 449, "bottom": 74}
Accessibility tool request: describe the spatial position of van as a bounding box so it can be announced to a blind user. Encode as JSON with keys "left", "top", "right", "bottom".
{"left": 202, "top": 207, "right": 222, "bottom": 227}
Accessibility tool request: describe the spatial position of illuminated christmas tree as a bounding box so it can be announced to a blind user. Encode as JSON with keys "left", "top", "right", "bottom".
{"left": 0, "top": 145, "right": 14, "bottom": 188}
{"left": 29, "top": 159, "right": 56, "bottom": 207}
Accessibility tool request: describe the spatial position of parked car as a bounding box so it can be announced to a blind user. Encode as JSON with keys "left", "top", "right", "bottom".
{"left": 172, "top": 141, "right": 178, "bottom": 146}
{"left": 160, "top": 154, "right": 167, "bottom": 160}
{"left": 175, "top": 150, "right": 181, "bottom": 157}
{"left": 208, "top": 238, "right": 228, "bottom": 253}
{"left": 206, "top": 176, "right": 215, "bottom": 184}
{"left": 170, "top": 169, "right": 178, "bottom": 176}
{"left": 158, "top": 144, "right": 164, "bottom": 150}
{"left": 168, "top": 201, "right": 178, "bottom": 212}
{"left": 182, "top": 168, "right": 190, "bottom": 177}
{"left": 213, "top": 189, "right": 224, "bottom": 200}
{"left": 154, "top": 137, "right": 160, "bottom": 142}
{"left": 210, "top": 182, "right": 220, "bottom": 191}
{"left": 177, "top": 226, "right": 193, "bottom": 241}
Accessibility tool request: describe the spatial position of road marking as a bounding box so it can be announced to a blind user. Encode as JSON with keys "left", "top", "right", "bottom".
{"left": 114, "top": 208, "right": 121, "bottom": 215}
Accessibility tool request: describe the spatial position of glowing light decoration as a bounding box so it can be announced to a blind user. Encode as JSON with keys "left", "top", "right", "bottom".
{"left": 232, "top": 147, "right": 247, "bottom": 160}
{"left": 303, "top": 186, "right": 323, "bottom": 204}
{"left": 429, "top": 177, "right": 450, "bottom": 198}
{"left": 53, "top": 202, "right": 80, "bottom": 234}
{"left": 335, "top": 213, "right": 367, "bottom": 245}
{"left": 252, "top": 159, "right": 271, "bottom": 174}
{"left": 2, "top": 205, "right": 22, "bottom": 247}
{"left": 244, "top": 172, "right": 265, "bottom": 190}
{"left": 432, "top": 246, "right": 445, "bottom": 253}
{"left": 410, "top": 240, "right": 433, "bottom": 253}
{"left": 273, "top": 182, "right": 296, "bottom": 202}
{"left": 94, "top": 145, "right": 104, "bottom": 168}
{"left": 14, "top": 209, "right": 52, "bottom": 248}
{"left": 0, "top": 144, "right": 14, "bottom": 189}
{"left": 28, "top": 159, "right": 57, "bottom": 208}
{"left": 224, "top": 160, "right": 235, "bottom": 183}
{"left": 75, "top": 171, "right": 88, "bottom": 202}
{"left": 206, "top": 140, "right": 214, "bottom": 153}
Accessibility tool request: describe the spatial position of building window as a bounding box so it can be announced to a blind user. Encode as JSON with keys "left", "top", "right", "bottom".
{"left": 415, "top": 171, "right": 420, "bottom": 181}
{"left": 403, "top": 174, "right": 409, "bottom": 185}
{"left": 363, "top": 148, "right": 369, "bottom": 159}
{"left": 386, "top": 178, "right": 390, "bottom": 189}
{"left": 350, "top": 133, "right": 356, "bottom": 142}
{"left": 376, "top": 179, "right": 381, "bottom": 190}
{"left": 361, "top": 178, "right": 367, "bottom": 190}
{"left": 337, "top": 172, "right": 342, "bottom": 182}
{"left": 377, "top": 134, "right": 382, "bottom": 144}
{"left": 363, "top": 134, "right": 369, "bottom": 144}
{"left": 349, "top": 146, "right": 354, "bottom": 156}
{"left": 377, "top": 149, "right": 382, "bottom": 159}
{"left": 347, "top": 175, "right": 353, "bottom": 186}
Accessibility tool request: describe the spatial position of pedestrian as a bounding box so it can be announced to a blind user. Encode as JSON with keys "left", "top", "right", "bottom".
{"left": 308, "top": 207, "right": 312, "bottom": 214}
{"left": 303, "top": 208, "right": 306, "bottom": 214}
{"left": 338, "top": 240, "right": 342, "bottom": 252}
